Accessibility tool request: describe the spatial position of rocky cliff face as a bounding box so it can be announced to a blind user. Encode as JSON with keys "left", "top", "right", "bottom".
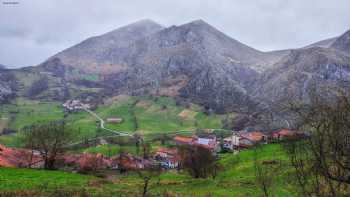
{"left": 253, "top": 47, "right": 350, "bottom": 108}
{"left": 331, "top": 30, "right": 350, "bottom": 55}
{"left": 99, "top": 20, "right": 262, "bottom": 112}
{"left": 51, "top": 19, "right": 164, "bottom": 75}
{"left": 10, "top": 19, "right": 350, "bottom": 115}
{"left": 0, "top": 68, "right": 16, "bottom": 103}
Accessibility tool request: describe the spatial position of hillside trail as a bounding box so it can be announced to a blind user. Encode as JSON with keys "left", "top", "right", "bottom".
{"left": 82, "top": 107, "right": 132, "bottom": 137}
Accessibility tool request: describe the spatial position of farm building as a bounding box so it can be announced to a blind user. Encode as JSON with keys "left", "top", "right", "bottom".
{"left": 154, "top": 147, "right": 180, "bottom": 169}
{"left": 272, "top": 129, "right": 306, "bottom": 141}
{"left": 223, "top": 134, "right": 240, "bottom": 150}
{"left": 63, "top": 99, "right": 91, "bottom": 112}
{"left": 106, "top": 117, "right": 123, "bottom": 124}
{"left": 173, "top": 136, "right": 195, "bottom": 145}
{"left": 239, "top": 131, "right": 267, "bottom": 148}
{"left": 173, "top": 135, "right": 219, "bottom": 152}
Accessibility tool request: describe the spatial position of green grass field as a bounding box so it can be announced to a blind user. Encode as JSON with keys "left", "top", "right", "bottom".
{"left": 0, "top": 167, "right": 93, "bottom": 191}
{"left": 105, "top": 143, "right": 297, "bottom": 197}
{"left": 100, "top": 96, "right": 225, "bottom": 133}
{"left": 82, "top": 144, "right": 138, "bottom": 156}
{"left": 0, "top": 96, "right": 229, "bottom": 147}
{"left": 0, "top": 144, "right": 298, "bottom": 196}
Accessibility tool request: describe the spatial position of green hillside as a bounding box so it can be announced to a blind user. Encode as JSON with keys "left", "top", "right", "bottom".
{"left": 0, "top": 144, "right": 297, "bottom": 197}
{"left": 0, "top": 96, "right": 231, "bottom": 147}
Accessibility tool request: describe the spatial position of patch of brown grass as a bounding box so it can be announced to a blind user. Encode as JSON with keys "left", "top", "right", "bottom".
{"left": 178, "top": 109, "right": 197, "bottom": 120}
{"left": 135, "top": 100, "right": 152, "bottom": 109}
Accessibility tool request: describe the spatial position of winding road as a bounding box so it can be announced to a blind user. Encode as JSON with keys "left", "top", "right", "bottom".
{"left": 83, "top": 107, "right": 132, "bottom": 137}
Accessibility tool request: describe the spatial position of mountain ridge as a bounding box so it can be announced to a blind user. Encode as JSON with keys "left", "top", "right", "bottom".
{"left": 2, "top": 20, "right": 350, "bottom": 116}
{"left": 331, "top": 29, "right": 350, "bottom": 55}
{"left": 49, "top": 19, "right": 164, "bottom": 74}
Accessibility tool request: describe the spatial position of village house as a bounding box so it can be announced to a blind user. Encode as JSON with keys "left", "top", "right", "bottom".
{"left": 154, "top": 147, "right": 180, "bottom": 169}
{"left": 62, "top": 99, "right": 91, "bottom": 112}
{"left": 222, "top": 131, "right": 268, "bottom": 150}
{"left": 272, "top": 129, "right": 306, "bottom": 141}
{"left": 173, "top": 136, "right": 195, "bottom": 146}
{"left": 106, "top": 117, "right": 123, "bottom": 124}
{"left": 195, "top": 135, "right": 219, "bottom": 151}
{"left": 223, "top": 134, "right": 240, "bottom": 151}
{"left": 173, "top": 135, "right": 219, "bottom": 152}
{"left": 239, "top": 131, "right": 268, "bottom": 148}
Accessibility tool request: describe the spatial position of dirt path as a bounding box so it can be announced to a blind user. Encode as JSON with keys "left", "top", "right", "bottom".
{"left": 83, "top": 108, "right": 132, "bottom": 137}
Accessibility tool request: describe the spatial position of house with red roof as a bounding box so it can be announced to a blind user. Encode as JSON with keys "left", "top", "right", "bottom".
{"left": 233, "top": 131, "right": 268, "bottom": 148}
{"left": 154, "top": 147, "right": 180, "bottom": 169}
{"left": 173, "top": 135, "right": 219, "bottom": 152}
{"left": 194, "top": 136, "right": 218, "bottom": 151}
{"left": 173, "top": 136, "right": 195, "bottom": 145}
{"left": 272, "top": 129, "right": 298, "bottom": 141}
{"left": 272, "top": 129, "right": 307, "bottom": 141}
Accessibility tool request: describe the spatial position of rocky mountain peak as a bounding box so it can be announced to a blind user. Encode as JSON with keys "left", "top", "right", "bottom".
{"left": 331, "top": 29, "right": 350, "bottom": 54}
{"left": 182, "top": 19, "right": 212, "bottom": 28}
{"left": 285, "top": 47, "right": 350, "bottom": 69}
{"left": 156, "top": 19, "right": 265, "bottom": 64}
{"left": 103, "top": 19, "right": 164, "bottom": 37}
{"left": 47, "top": 19, "right": 164, "bottom": 74}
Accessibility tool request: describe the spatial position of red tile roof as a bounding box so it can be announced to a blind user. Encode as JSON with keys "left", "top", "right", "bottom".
{"left": 156, "top": 147, "right": 178, "bottom": 156}
{"left": 272, "top": 129, "right": 297, "bottom": 138}
{"left": 174, "top": 136, "right": 194, "bottom": 144}
{"left": 240, "top": 131, "right": 266, "bottom": 142}
{"left": 173, "top": 136, "right": 218, "bottom": 150}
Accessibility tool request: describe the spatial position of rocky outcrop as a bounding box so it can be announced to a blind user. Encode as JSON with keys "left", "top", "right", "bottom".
{"left": 331, "top": 30, "right": 350, "bottom": 55}
{"left": 100, "top": 20, "right": 261, "bottom": 112}
{"left": 253, "top": 47, "right": 350, "bottom": 108}
{"left": 0, "top": 69, "right": 16, "bottom": 103}
{"left": 50, "top": 19, "right": 164, "bottom": 75}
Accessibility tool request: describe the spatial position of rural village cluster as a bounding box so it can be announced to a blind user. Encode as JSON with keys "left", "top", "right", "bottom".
{"left": 0, "top": 99, "right": 307, "bottom": 171}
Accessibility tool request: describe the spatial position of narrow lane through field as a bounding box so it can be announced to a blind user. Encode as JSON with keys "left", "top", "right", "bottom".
{"left": 82, "top": 107, "right": 132, "bottom": 137}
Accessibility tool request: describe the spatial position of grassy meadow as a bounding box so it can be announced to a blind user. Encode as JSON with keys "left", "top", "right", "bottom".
{"left": 0, "top": 96, "right": 229, "bottom": 147}
{"left": 0, "top": 144, "right": 298, "bottom": 197}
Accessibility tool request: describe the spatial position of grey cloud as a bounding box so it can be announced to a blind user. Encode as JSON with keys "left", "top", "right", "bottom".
{"left": 0, "top": 0, "right": 349, "bottom": 68}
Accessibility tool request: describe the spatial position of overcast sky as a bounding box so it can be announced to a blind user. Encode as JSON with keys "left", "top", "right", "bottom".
{"left": 1, "top": 0, "right": 350, "bottom": 68}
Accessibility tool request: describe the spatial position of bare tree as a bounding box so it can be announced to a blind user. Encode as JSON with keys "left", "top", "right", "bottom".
{"left": 137, "top": 164, "right": 162, "bottom": 197}
{"left": 22, "top": 120, "right": 73, "bottom": 170}
{"left": 179, "top": 145, "right": 218, "bottom": 179}
{"left": 284, "top": 92, "right": 350, "bottom": 196}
